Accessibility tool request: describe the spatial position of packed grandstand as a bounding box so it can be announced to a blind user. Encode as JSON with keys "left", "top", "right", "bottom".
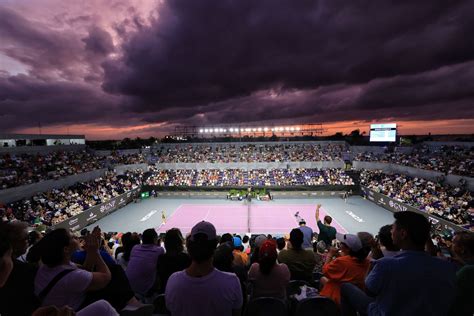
{"left": 0, "top": 139, "right": 473, "bottom": 316}
{"left": 1, "top": 141, "right": 472, "bottom": 229}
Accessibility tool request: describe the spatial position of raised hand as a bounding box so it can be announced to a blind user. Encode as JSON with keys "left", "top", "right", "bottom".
{"left": 84, "top": 232, "right": 100, "bottom": 253}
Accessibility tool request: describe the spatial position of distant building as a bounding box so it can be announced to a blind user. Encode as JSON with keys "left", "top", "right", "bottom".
{"left": 0, "top": 134, "right": 86, "bottom": 154}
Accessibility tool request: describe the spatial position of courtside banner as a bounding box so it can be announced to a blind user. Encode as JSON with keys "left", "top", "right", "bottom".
{"left": 361, "top": 186, "right": 467, "bottom": 233}
{"left": 54, "top": 188, "right": 139, "bottom": 232}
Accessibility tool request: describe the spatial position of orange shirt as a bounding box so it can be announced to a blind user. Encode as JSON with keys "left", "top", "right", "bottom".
{"left": 320, "top": 255, "right": 370, "bottom": 305}
{"left": 233, "top": 250, "right": 249, "bottom": 266}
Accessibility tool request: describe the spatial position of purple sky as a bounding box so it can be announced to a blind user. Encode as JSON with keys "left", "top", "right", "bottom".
{"left": 1, "top": 0, "right": 474, "bottom": 139}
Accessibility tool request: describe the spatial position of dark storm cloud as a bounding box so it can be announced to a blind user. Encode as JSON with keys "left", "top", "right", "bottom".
{"left": 1, "top": 0, "right": 474, "bottom": 135}
{"left": 137, "top": 60, "right": 474, "bottom": 126}
{"left": 102, "top": 0, "right": 474, "bottom": 120}
{"left": 0, "top": 7, "right": 84, "bottom": 80}
{"left": 0, "top": 74, "right": 120, "bottom": 130}
{"left": 82, "top": 27, "right": 115, "bottom": 56}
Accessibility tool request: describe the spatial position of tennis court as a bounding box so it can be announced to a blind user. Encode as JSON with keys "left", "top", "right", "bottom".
{"left": 156, "top": 203, "right": 347, "bottom": 235}
{"left": 88, "top": 196, "right": 394, "bottom": 236}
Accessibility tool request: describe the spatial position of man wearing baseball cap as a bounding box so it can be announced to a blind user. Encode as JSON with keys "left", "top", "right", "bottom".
{"left": 320, "top": 232, "right": 370, "bottom": 305}
{"left": 340, "top": 211, "right": 456, "bottom": 316}
{"left": 165, "top": 221, "right": 243, "bottom": 316}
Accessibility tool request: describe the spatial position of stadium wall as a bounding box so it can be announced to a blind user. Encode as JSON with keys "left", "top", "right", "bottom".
{"left": 53, "top": 188, "right": 140, "bottom": 232}
{"left": 361, "top": 186, "right": 468, "bottom": 233}
{"left": 94, "top": 149, "right": 144, "bottom": 156}
{"left": 0, "top": 144, "right": 86, "bottom": 155}
{"left": 353, "top": 161, "right": 474, "bottom": 191}
{"left": 152, "top": 161, "right": 344, "bottom": 170}
{"left": 151, "top": 190, "right": 349, "bottom": 199}
{"left": 114, "top": 163, "right": 149, "bottom": 174}
{"left": 349, "top": 146, "right": 387, "bottom": 154}
{"left": 142, "top": 185, "right": 357, "bottom": 192}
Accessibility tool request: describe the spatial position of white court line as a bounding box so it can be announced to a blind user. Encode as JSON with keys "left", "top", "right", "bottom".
{"left": 167, "top": 204, "right": 185, "bottom": 222}
{"left": 203, "top": 209, "right": 211, "bottom": 221}
{"left": 322, "top": 206, "right": 348, "bottom": 234}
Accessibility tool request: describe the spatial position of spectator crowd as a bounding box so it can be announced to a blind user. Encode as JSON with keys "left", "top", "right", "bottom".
{"left": 146, "top": 168, "right": 355, "bottom": 187}
{"left": 155, "top": 143, "right": 347, "bottom": 163}
{"left": 355, "top": 145, "right": 473, "bottom": 177}
{"left": 361, "top": 170, "right": 473, "bottom": 226}
{"left": 0, "top": 151, "right": 146, "bottom": 190}
{"left": 0, "top": 151, "right": 107, "bottom": 190}
{"left": 1, "top": 170, "right": 143, "bottom": 226}
{"left": 1, "top": 207, "right": 472, "bottom": 316}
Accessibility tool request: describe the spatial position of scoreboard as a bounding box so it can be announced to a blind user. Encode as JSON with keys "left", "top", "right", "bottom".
{"left": 370, "top": 123, "right": 397, "bottom": 142}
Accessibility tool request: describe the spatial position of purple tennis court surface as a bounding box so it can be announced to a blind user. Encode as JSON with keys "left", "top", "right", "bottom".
{"left": 157, "top": 203, "right": 347, "bottom": 235}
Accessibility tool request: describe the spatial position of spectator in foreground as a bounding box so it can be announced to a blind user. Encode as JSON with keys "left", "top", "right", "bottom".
{"left": 232, "top": 236, "right": 249, "bottom": 267}
{"left": 313, "top": 240, "right": 327, "bottom": 273}
{"left": 296, "top": 214, "right": 314, "bottom": 250}
{"left": 0, "top": 230, "right": 13, "bottom": 288}
{"left": 18, "top": 230, "right": 42, "bottom": 263}
{"left": 449, "top": 231, "right": 474, "bottom": 316}
{"left": 116, "top": 233, "right": 141, "bottom": 271}
{"left": 368, "top": 225, "right": 400, "bottom": 260}
{"left": 276, "top": 237, "right": 286, "bottom": 253}
{"left": 0, "top": 222, "right": 39, "bottom": 316}
{"left": 249, "top": 234, "right": 267, "bottom": 265}
{"left": 126, "top": 228, "right": 164, "bottom": 296}
{"left": 166, "top": 221, "right": 243, "bottom": 316}
{"left": 213, "top": 242, "right": 248, "bottom": 308}
{"left": 248, "top": 240, "right": 290, "bottom": 300}
{"left": 34, "top": 227, "right": 112, "bottom": 311}
{"left": 320, "top": 233, "right": 370, "bottom": 305}
{"left": 278, "top": 228, "right": 316, "bottom": 282}
{"left": 340, "top": 211, "right": 457, "bottom": 316}
{"left": 315, "top": 204, "right": 337, "bottom": 247}
{"left": 156, "top": 228, "right": 191, "bottom": 293}
{"left": 0, "top": 227, "right": 119, "bottom": 316}
{"left": 71, "top": 236, "right": 116, "bottom": 266}
{"left": 242, "top": 235, "right": 250, "bottom": 254}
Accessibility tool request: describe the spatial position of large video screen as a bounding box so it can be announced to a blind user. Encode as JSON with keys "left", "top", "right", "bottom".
{"left": 370, "top": 123, "right": 397, "bottom": 142}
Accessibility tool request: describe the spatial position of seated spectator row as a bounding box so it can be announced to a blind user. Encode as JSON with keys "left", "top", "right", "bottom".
{"left": 1, "top": 209, "right": 472, "bottom": 316}
{"left": 355, "top": 145, "right": 473, "bottom": 177}
{"left": 146, "top": 168, "right": 355, "bottom": 187}
{"left": 154, "top": 143, "right": 347, "bottom": 163}
{"left": 0, "top": 151, "right": 146, "bottom": 190}
{"left": 361, "top": 169, "right": 473, "bottom": 226}
{"left": 0, "top": 170, "right": 144, "bottom": 226}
